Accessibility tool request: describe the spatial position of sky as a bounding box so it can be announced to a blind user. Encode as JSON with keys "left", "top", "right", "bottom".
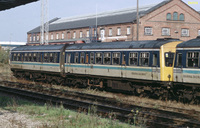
{"left": 0, "top": 0, "right": 199, "bottom": 42}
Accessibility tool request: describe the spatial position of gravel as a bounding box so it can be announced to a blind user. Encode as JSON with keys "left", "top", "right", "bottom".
{"left": 0, "top": 109, "right": 42, "bottom": 128}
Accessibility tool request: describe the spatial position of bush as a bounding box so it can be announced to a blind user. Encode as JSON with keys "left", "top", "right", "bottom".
{"left": 0, "top": 48, "right": 10, "bottom": 64}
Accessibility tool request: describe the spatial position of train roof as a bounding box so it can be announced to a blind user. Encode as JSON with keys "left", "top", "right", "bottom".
{"left": 11, "top": 44, "right": 65, "bottom": 51}
{"left": 65, "top": 39, "right": 180, "bottom": 50}
{"left": 177, "top": 36, "right": 200, "bottom": 48}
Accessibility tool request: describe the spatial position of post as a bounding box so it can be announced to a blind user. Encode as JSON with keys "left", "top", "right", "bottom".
{"left": 136, "top": 0, "right": 139, "bottom": 41}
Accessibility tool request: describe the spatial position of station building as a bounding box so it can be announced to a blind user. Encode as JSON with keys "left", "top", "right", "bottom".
{"left": 27, "top": 0, "right": 200, "bottom": 45}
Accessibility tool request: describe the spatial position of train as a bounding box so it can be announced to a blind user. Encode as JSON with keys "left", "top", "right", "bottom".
{"left": 10, "top": 37, "right": 200, "bottom": 103}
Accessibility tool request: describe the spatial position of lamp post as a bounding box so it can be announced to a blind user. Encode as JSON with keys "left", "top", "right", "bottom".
{"left": 136, "top": 0, "right": 139, "bottom": 41}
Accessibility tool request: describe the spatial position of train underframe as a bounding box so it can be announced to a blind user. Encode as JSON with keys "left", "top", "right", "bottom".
{"left": 11, "top": 69, "right": 200, "bottom": 104}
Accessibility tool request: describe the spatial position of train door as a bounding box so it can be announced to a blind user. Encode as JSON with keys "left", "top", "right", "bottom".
{"left": 121, "top": 52, "right": 127, "bottom": 78}
{"left": 66, "top": 53, "right": 71, "bottom": 73}
{"left": 174, "top": 53, "right": 183, "bottom": 82}
{"left": 152, "top": 53, "right": 158, "bottom": 81}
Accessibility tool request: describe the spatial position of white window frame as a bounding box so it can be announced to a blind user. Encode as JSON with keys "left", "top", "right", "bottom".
{"left": 51, "top": 33, "right": 54, "bottom": 40}
{"left": 181, "top": 28, "right": 189, "bottom": 37}
{"left": 37, "top": 35, "right": 39, "bottom": 41}
{"left": 127, "top": 27, "right": 131, "bottom": 35}
{"left": 162, "top": 28, "right": 170, "bottom": 36}
{"left": 73, "top": 32, "right": 76, "bottom": 39}
{"left": 144, "top": 27, "right": 153, "bottom": 35}
{"left": 109, "top": 28, "right": 112, "bottom": 36}
{"left": 56, "top": 33, "right": 59, "bottom": 40}
{"left": 61, "top": 33, "right": 64, "bottom": 39}
{"left": 86, "top": 30, "right": 89, "bottom": 37}
{"left": 33, "top": 36, "right": 35, "bottom": 42}
{"left": 80, "top": 31, "right": 83, "bottom": 38}
{"left": 117, "top": 27, "right": 121, "bottom": 36}
{"left": 198, "top": 30, "right": 200, "bottom": 36}
{"left": 29, "top": 36, "right": 32, "bottom": 42}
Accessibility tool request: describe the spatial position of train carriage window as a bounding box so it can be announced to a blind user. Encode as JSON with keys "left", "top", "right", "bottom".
{"left": 112, "top": 52, "right": 120, "bottom": 65}
{"left": 177, "top": 53, "right": 182, "bottom": 67}
{"left": 95, "top": 52, "right": 102, "bottom": 64}
{"left": 165, "top": 52, "right": 175, "bottom": 67}
{"left": 43, "top": 53, "right": 49, "bottom": 62}
{"left": 66, "top": 53, "right": 71, "bottom": 63}
{"left": 17, "top": 53, "right": 21, "bottom": 61}
{"left": 74, "top": 52, "right": 79, "bottom": 63}
{"left": 90, "top": 52, "right": 94, "bottom": 64}
{"left": 33, "top": 53, "right": 37, "bottom": 62}
{"left": 129, "top": 52, "right": 138, "bottom": 66}
{"left": 13, "top": 53, "right": 17, "bottom": 61}
{"left": 24, "top": 53, "right": 28, "bottom": 61}
{"left": 103, "top": 52, "right": 111, "bottom": 65}
{"left": 49, "top": 53, "right": 54, "bottom": 63}
{"left": 80, "top": 52, "right": 85, "bottom": 64}
{"left": 152, "top": 53, "right": 158, "bottom": 66}
{"left": 139, "top": 52, "right": 149, "bottom": 66}
{"left": 187, "top": 52, "right": 199, "bottom": 68}
{"left": 28, "top": 53, "right": 32, "bottom": 62}
{"left": 86, "top": 54, "right": 89, "bottom": 64}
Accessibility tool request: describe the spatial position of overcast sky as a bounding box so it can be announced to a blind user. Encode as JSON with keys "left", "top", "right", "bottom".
{"left": 0, "top": 0, "right": 199, "bottom": 42}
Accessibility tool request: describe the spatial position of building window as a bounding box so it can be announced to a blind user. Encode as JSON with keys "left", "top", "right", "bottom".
{"left": 187, "top": 52, "right": 199, "bottom": 67}
{"left": 166, "top": 13, "right": 171, "bottom": 20}
{"left": 51, "top": 33, "right": 54, "bottom": 40}
{"left": 61, "top": 33, "right": 64, "bottom": 39}
{"left": 80, "top": 31, "right": 83, "bottom": 38}
{"left": 33, "top": 36, "right": 36, "bottom": 42}
{"left": 103, "top": 52, "right": 111, "bottom": 65}
{"left": 162, "top": 28, "right": 170, "bottom": 36}
{"left": 37, "top": 35, "right": 39, "bottom": 41}
{"left": 127, "top": 27, "right": 131, "bottom": 35}
{"left": 181, "top": 28, "right": 189, "bottom": 37}
{"left": 139, "top": 52, "right": 149, "bottom": 66}
{"left": 86, "top": 30, "right": 89, "bottom": 37}
{"left": 198, "top": 30, "right": 200, "bottom": 36}
{"left": 56, "top": 33, "right": 59, "bottom": 40}
{"left": 179, "top": 13, "right": 184, "bottom": 21}
{"left": 109, "top": 28, "right": 112, "bottom": 36}
{"left": 144, "top": 27, "right": 153, "bottom": 35}
{"left": 129, "top": 52, "right": 138, "bottom": 66}
{"left": 46, "top": 34, "right": 48, "bottom": 40}
{"left": 173, "top": 12, "right": 178, "bottom": 20}
{"left": 73, "top": 32, "right": 76, "bottom": 39}
{"left": 117, "top": 27, "right": 121, "bottom": 36}
{"left": 30, "top": 36, "right": 32, "bottom": 42}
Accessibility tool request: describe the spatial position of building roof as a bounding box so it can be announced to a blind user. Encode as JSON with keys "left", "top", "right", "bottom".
{"left": 28, "top": 0, "right": 172, "bottom": 34}
{"left": 66, "top": 38, "right": 180, "bottom": 50}
{"left": 0, "top": 0, "right": 38, "bottom": 11}
{"left": 177, "top": 36, "right": 200, "bottom": 48}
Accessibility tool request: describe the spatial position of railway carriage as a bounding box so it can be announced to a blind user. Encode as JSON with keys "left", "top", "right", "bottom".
{"left": 10, "top": 44, "right": 67, "bottom": 83}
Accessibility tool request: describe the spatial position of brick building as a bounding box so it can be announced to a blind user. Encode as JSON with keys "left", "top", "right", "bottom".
{"left": 27, "top": 0, "right": 200, "bottom": 45}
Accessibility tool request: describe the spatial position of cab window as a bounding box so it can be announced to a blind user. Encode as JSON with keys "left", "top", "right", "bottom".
{"left": 165, "top": 52, "right": 175, "bottom": 67}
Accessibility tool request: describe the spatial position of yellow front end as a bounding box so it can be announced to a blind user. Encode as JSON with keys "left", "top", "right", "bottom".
{"left": 160, "top": 41, "right": 182, "bottom": 83}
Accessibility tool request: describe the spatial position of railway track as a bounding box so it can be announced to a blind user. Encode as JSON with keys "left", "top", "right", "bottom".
{"left": 0, "top": 81, "right": 200, "bottom": 128}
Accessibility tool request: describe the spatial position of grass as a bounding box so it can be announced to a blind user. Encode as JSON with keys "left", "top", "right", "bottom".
{"left": 0, "top": 96, "right": 144, "bottom": 128}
